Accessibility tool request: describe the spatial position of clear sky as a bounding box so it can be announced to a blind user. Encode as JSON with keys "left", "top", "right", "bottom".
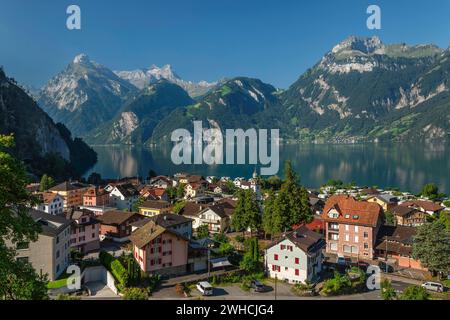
{"left": 1, "top": 0, "right": 449, "bottom": 89}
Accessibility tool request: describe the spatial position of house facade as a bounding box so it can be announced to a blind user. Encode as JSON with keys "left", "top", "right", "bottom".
{"left": 367, "top": 194, "right": 399, "bottom": 213}
{"left": 66, "top": 209, "right": 100, "bottom": 254}
{"left": 139, "top": 200, "right": 172, "bottom": 217}
{"left": 9, "top": 210, "right": 72, "bottom": 281}
{"left": 391, "top": 206, "right": 427, "bottom": 227}
{"left": 49, "top": 181, "right": 90, "bottom": 209}
{"left": 34, "top": 192, "right": 64, "bottom": 215}
{"left": 197, "top": 200, "right": 236, "bottom": 233}
{"left": 109, "top": 183, "right": 140, "bottom": 211}
{"left": 375, "top": 225, "right": 426, "bottom": 271}
{"left": 83, "top": 187, "right": 110, "bottom": 207}
{"left": 322, "top": 195, "right": 382, "bottom": 259}
{"left": 399, "top": 200, "right": 444, "bottom": 217}
{"left": 98, "top": 211, "right": 143, "bottom": 242}
{"left": 130, "top": 221, "right": 189, "bottom": 276}
{"left": 265, "top": 226, "right": 325, "bottom": 284}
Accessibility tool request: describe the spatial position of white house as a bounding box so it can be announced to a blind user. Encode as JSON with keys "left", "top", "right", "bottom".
{"left": 34, "top": 192, "right": 64, "bottom": 215}
{"left": 109, "top": 183, "right": 140, "bottom": 211}
{"left": 184, "top": 182, "right": 206, "bottom": 199}
{"left": 265, "top": 226, "right": 325, "bottom": 284}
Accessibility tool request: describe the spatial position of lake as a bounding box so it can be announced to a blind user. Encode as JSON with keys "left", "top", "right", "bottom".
{"left": 84, "top": 142, "right": 450, "bottom": 194}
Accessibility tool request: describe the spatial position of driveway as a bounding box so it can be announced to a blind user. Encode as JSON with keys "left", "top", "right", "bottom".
{"left": 82, "top": 281, "right": 120, "bottom": 300}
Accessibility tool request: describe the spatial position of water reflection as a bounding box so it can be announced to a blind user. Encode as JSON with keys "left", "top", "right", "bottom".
{"left": 84, "top": 142, "right": 450, "bottom": 193}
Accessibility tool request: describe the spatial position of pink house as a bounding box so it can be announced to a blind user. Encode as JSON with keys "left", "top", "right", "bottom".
{"left": 129, "top": 220, "right": 189, "bottom": 276}
{"left": 66, "top": 209, "right": 100, "bottom": 254}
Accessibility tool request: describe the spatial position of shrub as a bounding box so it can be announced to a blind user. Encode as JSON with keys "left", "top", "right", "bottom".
{"left": 399, "top": 285, "right": 430, "bottom": 300}
{"left": 56, "top": 294, "right": 81, "bottom": 300}
{"left": 175, "top": 283, "right": 185, "bottom": 296}
{"left": 122, "top": 287, "right": 149, "bottom": 300}
{"left": 111, "top": 259, "right": 129, "bottom": 287}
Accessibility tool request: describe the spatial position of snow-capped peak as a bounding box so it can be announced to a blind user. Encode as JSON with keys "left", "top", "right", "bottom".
{"left": 73, "top": 54, "right": 91, "bottom": 64}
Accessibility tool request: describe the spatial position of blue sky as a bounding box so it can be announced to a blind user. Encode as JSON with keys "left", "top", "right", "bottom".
{"left": 0, "top": 0, "right": 449, "bottom": 88}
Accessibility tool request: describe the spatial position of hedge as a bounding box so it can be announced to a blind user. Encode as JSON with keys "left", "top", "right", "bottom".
{"left": 99, "top": 251, "right": 129, "bottom": 288}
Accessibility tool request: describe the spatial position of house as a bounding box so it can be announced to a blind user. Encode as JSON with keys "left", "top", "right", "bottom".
{"left": 83, "top": 187, "right": 110, "bottom": 207}
{"left": 66, "top": 209, "right": 100, "bottom": 254}
{"left": 179, "top": 202, "right": 211, "bottom": 228}
{"left": 374, "top": 225, "right": 426, "bottom": 271}
{"left": 185, "top": 182, "right": 207, "bottom": 199}
{"left": 238, "top": 181, "right": 261, "bottom": 200}
{"left": 97, "top": 211, "right": 144, "bottom": 242}
{"left": 367, "top": 194, "right": 399, "bottom": 212}
{"left": 34, "top": 192, "right": 64, "bottom": 215}
{"left": 399, "top": 200, "right": 444, "bottom": 217}
{"left": 129, "top": 220, "right": 189, "bottom": 276}
{"left": 8, "top": 210, "right": 71, "bottom": 281}
{"left": 196, "top": 200, "right": 237, "bottom": 233}
{"left": 309, "top": 195, "right": 325, "bottom": 215}
{"left": 265, "top": 226, "right": 325, "bottom": 284}
{"left": 109, "top": 183, "right": 140, "bottom": 211}
{"left": 78, "top": 205, "right": 118, "bottom": 217}
{"left": 148, "top": 176, "right": 174, "bottom": 189}
{"left": 49, "top": 181, "right": 90, "bottom": 209}
{"left": 321, "top": 195, "right": 383, "bottom": 259}
{"left": 360, "top": 188, "right": 380, "bottom": 196}
{"left": 131, "top": 213, "right": 193, "bottom": 239}
{"left": 391, "top": 206, "right": 427, "bottom": 227}
{"left": 140, "top": 186, "right": 169, "bottom": 202}
{"left": 139, "top": 200, "right": 172, "bottom": 217}
{"left": 293, "top": 216, "right": 325, "bottom": 236}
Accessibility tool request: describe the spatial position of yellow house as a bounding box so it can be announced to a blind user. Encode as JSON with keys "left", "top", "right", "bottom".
{"left": 367, "top": 195, "right": 398, "bottom": 213}
{"left": 49, "top": 181, "right": 90, "bottom": 209}
{"left": 139, "top": 200, "right": 171, "bottom": 217}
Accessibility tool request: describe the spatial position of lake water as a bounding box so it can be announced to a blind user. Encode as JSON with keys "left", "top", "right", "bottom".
{"left": 84, "top": 142, "right": 450, "bottom": 194}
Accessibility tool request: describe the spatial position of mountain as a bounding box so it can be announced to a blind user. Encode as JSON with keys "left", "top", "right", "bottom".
{"left": 38, "top": 54, "right": 138, "bottom": 137}
{"left": 85, "top": 80, "right": 194, "bottom": 145}
{"left": 0, "top": 67, "right": 97, "bottom": 179}
{"left": 280, "top": 36, "right": 450, "bottom": 142}
{"left": 150, "top": 77, "right": 283, "bottom": 142}
{"left": 115, "top": 64, "right": 218, "bottom": 98}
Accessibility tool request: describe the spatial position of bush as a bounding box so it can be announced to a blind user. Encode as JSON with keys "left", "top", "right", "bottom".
{"left": 321, "top": 272, "right": 352, "bottom": 296}
{"left": 56, "top": 294, "right": 81, "bottom": 300}
{"left": 399, "top": 285, "right": 430, "bottom": 300}
{"left": 99, "top": 251, "right": 129, "bottom": 288}
{"left": 122, "top": 287, "right": 149, "bottom": 300}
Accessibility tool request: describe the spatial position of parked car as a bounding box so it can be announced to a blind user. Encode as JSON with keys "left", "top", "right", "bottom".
{"left": 196, "top": 281, "right": 214, "bottom": 296}
{"left": 378, "top": 261, "right": 395, "bottom": 273}
{"left": 250, "top": 280, "right": 265, "bottom": 293}
{"left": 337, "top": 255, "right": 347, "bottom": 266}
{"left": 421, "top": 281, "right": 444, "bottom": 293}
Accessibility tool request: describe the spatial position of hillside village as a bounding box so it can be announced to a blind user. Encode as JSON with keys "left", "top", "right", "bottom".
{"left": 10, "top": 166, "right": 450, "bottom": 300}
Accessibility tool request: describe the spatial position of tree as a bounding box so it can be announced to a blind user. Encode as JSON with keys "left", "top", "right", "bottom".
{"left": 412, "top": 222, "right": 450, "bottom": 275}
{"left": 39, "top": 174, "right": 55, "bottom": 192}
{"left": 399, "top": 285, "right": 430, "bottom": 300}
{"left": 87, "top": 172, "right": 102, "bottom": 185}
{"left": 172, "top": 201, "right": 186, "bottom": 214}
{"left": 132, "top": 196, "right": 145, "bottom": 212}
{"left": 384, "top": 211, "right": 396, "bottom": 225}
{"left": 438, "top": 211, "right": 450, "bottom": 231}
{"left": 0, "top": 135, "right": 49, "bottom": 300}
{"left": 122, "top": 287, "right": 149, "bottom": 300}
{"left": 240, "top": 238, "right": 261, "bottom": 273}
{"left": 147, "top": 169, "right": 157, "bottom": 180}
{"left": 421, "top": 183, "right": 439, "bottom": 199}
{"left": 263, "top": 161, "right": 312, "bottom": 235}
{"left": 380, "top": 279, "right": 397, "bottom": 300}
{"left": 196, "top": 224, "right": 209, "bottom": 239}
{"left": 231, "top": 189, "right": 261, "bottom": 236}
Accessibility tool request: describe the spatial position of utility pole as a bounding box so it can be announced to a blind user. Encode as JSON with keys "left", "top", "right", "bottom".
{"left": 385, "top": 235, "right": 388, "bottom": 273}
{"left": 274, "top": 274, "right": 277, "bottom": 300}
{"left": 207, "top": 246, "right": 211, "bottom": 279}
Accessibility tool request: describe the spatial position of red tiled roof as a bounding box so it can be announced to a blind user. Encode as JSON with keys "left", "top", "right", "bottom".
{"left": 321, "top": 195, "right": 382, "bottom": 227}
{"left": 400, "top": 200, "right": 444, "bottom": 212}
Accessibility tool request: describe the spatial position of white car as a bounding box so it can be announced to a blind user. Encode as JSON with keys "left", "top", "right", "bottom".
{"left": 196, "top": 281, "right": 214, "bottom": 296}
{"left": 421, "top": 281, "right": 444, "bottom": 293}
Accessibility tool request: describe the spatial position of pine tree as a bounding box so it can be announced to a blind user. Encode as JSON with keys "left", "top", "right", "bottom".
{"left": 39, "top": 174, "right": 54, "bottom": 192}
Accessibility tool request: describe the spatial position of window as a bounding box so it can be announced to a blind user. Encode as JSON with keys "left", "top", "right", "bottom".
{"left": 354, "top": 236, "right": 359, "bottom": 243}
{"left": 295, "top": 269, "right": 299, "bottom": 276}
{"left": 345, "top": 225, "right": 349, "bottom": 231}
{"left": 364, "top": 243, "right": 369, "bottom": 250}
{"left": 330, "top": 243, "right": 338, "bottom": 251}
{"left": 343, "top": 245, "right": 352, "bottom": 253}
{"left": 354, "top": 226, "right": 359, "bottom": 233}
{"left": 364, "top": 232, "right": 369, "bottom": 238}
{"left": 274, "top": 254, "right": 278, "bottom": 261}
{"left": 280, "top": 245, "right": 285, "bottom": 250}
{"left": 17, "top": 257, "right": 29, "bottom": 263}
{"left": 92, "top": 233, "right": 95, "bottom": 238}
{"left": 295, "top": 257, "right": 299, "bottom": 264}
{"left": 16, "top": 242, "right": 29, "bottom": 250}
{"left": 345, "top": 234, "right": 349, "bottom": 242}
{"left": 56, "top": 250, "right": 60, "bottom": 259}
{"left": 330, "top": 233, "right": 339, "bottom": 241}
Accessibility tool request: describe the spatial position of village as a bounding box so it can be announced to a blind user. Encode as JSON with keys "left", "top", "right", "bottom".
{"left": 16, "top": 164, "right": 450, "bottom": 300}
